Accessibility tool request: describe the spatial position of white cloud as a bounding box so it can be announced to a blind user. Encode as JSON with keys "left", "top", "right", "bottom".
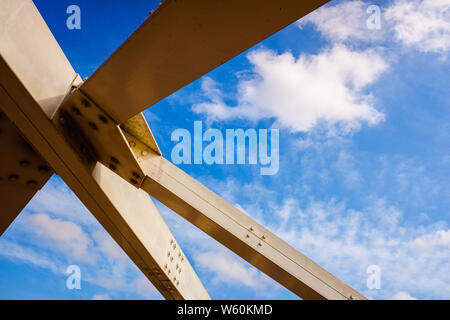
{"left": 392, "top": 291, "right": 417, "bottom": 300}
{"left": 298, "top": 0, "right": 381, "bottom": 42}
{"left": 23, "top": 213, "right": 96, "bottom": 264}
{"left": 299, "top": 0, "right": 450, "bottom": 54}
{"left": 193, "top": 45, "right": 387, "bottom": 134}
{"left": 385, "top": 0, "right": 450, "bottom": 53}
{"left": 195, "top": 250, "right": 271, "bottom": 291}
{"left": 92, "top": 294, "right": 111, "bottom": 300}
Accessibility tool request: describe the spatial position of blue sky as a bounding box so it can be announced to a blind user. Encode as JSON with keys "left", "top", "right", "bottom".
{"left": 0, "top": 0, "right": 449, "bottom": 300}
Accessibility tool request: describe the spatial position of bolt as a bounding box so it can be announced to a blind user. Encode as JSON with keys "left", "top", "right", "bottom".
{"left": 98, "top": 115, "right": 108, "bottom": 124}
{"left": 8, "top": 174, "right": 19, "bottom": 182}
{"left": 81, "top": 99, "right": 90, "bottom": 108}
{"left": 132, "top": 172, "right": 140, "bottom": 179}
{"left": 88, "top": 122, "right": 98, "bottom": 131}
{"left": 20, "top": 160, "right": 30, "bottom": 167}
{"left": 72, "top": 106, "right": 81, "bottom": 115}
{"left": 38, "top": 165, "right": 50, "bottom": 173}
{"left": 110, "top": 157, "right": 119, "bottom": 164}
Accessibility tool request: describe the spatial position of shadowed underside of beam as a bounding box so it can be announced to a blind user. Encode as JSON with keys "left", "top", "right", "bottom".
{"left": 0, "top": 109, "right": 53, "bottom": 236}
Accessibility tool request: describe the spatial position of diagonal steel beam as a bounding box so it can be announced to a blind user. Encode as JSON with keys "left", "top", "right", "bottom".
{"left": 131, "top": 147, "right": 366, "bottom": 300}
{"left": 0, "top": 0, "right": 208, "bottom": 300}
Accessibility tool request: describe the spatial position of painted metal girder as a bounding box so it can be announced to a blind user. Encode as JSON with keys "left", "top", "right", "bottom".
{"left": 128, "top": 141, "right": 366, "bottom": 300}
{"left": 81, "top": 0, "right": 330, "bottom": 123}
{"left": 0, "top": 0, "right": 209, "bottom": 300}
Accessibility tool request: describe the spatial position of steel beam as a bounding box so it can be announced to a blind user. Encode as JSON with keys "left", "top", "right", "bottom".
{"left": 81, "top": 0, "right": 330, "bottom": 123}
{"left": 136, "top": 151, "right": 366, "bottom": 300}
{"left": 0, "top": 0, "right": 209, "bottom": 300}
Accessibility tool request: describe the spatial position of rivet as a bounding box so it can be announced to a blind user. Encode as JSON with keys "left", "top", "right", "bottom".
{"left": 132, "top": 172, "right": 140, "bottom": 179}
{"left": 258, "top": 242, "right": 262, "bottom": 246}
{"left": 170, "top": 239, "right": 173, "bottom": 245}
{"left": 27, "top": 180, "right": 37, "bottom": 186}
{"left": 176, "top": 264, "right": 179, "bottom": 270}
{"left": 173, "top": 277, "right": 176, "bottom": 282}
{"left": 167, "top": 251, "right": 170, "bottom": 257}
{"left": 168, "top": 269, "right": 171, "bottom": 274}
{"left": 8, "top": 174, "right": 19, "bottom": 182}
{"left": 72, "top": 106, "right": 81, "bottom": 115}
{"left": 176, "top": 281, "right": 179, "bottom": 286}
{"left": 130, "top": 178, "right": 138, "bottom": 185}
{"left": 98, "top": 115, "right": 108, "bottom": 124}
{"left": 110, "top": 157, "right": 119, "bottom": 164}
{"left": 173, "top": 244, "right": 176, "bottom": 249}
{"left": 81, "top": 99, "right": 90, "bottom": 107}
{"left": 178, "top": 269, "right": 181, "bottom": 274}
{"left": 38, "top": 165, "right": 50, "bottom": 173}
{"left": 20, "top": 160, "right": 30, "bottom": 167}
{"left": 109, "top": 164, "right": 117, "bottom": 171}
{"left": 129, "top": 141, "right": 136, "bottom": 147}
{"left": 88, "top": 122, "right": 98, "bottom": 130}
{"left": 141, "top": 150, "right": 148, "bottom": 156}
{"left": 246, "top": 234, "right": 250, "bottom": 238}
{"left": 249, "top": 227, "right": 254, "bottom": 231}
{"left": 262, "top": 235, "right": 267, "bottom": 240}
{"left": 170, "top": 257, "right": 173, "bottom": 262}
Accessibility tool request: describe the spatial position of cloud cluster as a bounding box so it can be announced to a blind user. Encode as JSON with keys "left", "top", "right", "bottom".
{"left": 193, "top": 45, "right": 387, "bottom": 134}
{"left": 300, "top": 0, "right": 450, "bottom": 54}
{"left": 0, "top": 179, "right": 161, "bottom": 300}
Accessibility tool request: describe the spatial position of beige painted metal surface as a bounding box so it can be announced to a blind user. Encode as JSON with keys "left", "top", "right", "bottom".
{"left": 0, "top": 0, "right": 77, "bottom": 118}
{"left": 81, "top": 0, "right": 330, "bottom": 123}
{"left": 137, "top": 151, "right": 366, "bottom": 300}
{"left": 0, "top": 57, "right": 209, "bottom": 300}
{"left": 0, "top": 109, "right": 53, "bottom": 235}
{"left": 0, "top": 0, "right": 208, "bottom": 300}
